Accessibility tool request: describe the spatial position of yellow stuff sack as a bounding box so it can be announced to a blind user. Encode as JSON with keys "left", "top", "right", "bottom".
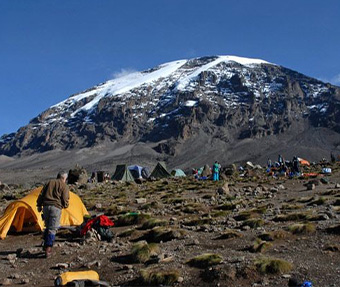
{"left": 54, "top": 270, "right": 99, "bottom": 286}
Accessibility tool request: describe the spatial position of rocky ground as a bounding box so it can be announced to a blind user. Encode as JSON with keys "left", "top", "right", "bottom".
{"left": 1, "top": 163, "right": 340, "bottom": 287}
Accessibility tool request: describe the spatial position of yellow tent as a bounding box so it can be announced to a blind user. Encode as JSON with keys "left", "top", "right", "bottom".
{"left": 0, "top": 186, "right": 89, "bottom": 239}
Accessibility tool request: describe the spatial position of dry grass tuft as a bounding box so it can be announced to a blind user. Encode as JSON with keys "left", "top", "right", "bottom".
{"left": 140, "top": 218, "right": 168, "bottom": 230}
{"left": 243, "top": 218, "right": 265, "bottom": 228}
{"left": 116, "top": 213, "right": 151, "bottom": 226}
{"left": 186, "top": 253, "right": 223, "bottom": 268}
{"left": 217, "top": 229, "right": 243, "bottom": 240}
{"left": 131, "top": 241, "right": 160, "bottom": 263}
{"left": 251, "top": 239, "right": 273, "bottom": 253}
{"left": 255, "top": 257, "right": 293, "bottom": 274}
{"left": 143, "top": 227, "right": 186, "bottom": 243}
{"left": 140, "top": 268, "right": 180, "bottom": 286}
{"left": 117, "top": 228, "right": 136, "bottom": 238}
{"left": 273, "top": 212, "right": 311, "bottom": 222}
{"left": 288, "top": 223, "right": 316, "bottom": 234}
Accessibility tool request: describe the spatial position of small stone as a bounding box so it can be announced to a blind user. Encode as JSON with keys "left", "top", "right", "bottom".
{"left": 55, "top": 263, "right": 69, "bottom": 269}
{"left": 9, "top": 273, "right": 21, "bottom": 279}
{"left": 335, "top": 183, "right": 340, "bottom": 189}
{"left": 95, "top": 203, "right": 102, "bottom": 209}
{"left": 282, "top": 274, "right": 292, "bottom": 279}
{"left": 21, "top": 278, "right": 30, "bottom": 284}
{"left": 136, "top": 198, "right": 147, "bottom": 204}
{"left": 307, "top": 183, "right": 315, "bottom": 190}
{"left": 123, "top": 264, "right": 133, "bottom": 270}
{"left": 177, "top": 277, "right": 184, "bottom": 283}
{"left": 7, "top": 254, "right": 17, "bottom": 261}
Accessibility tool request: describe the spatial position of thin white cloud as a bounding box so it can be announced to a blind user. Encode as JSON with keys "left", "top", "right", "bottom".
{"left": 319, "top": 74, "right": 340, "bottom": 86}
{"left": 331, "top": 74, "right": 340, "bottom": 86}
{"left": 112, "top": 68, "right": 138, "bottom": 79}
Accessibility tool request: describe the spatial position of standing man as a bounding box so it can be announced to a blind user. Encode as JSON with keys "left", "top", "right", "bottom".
{"left": 37, "top": 172, "right": 69, "bottom": 258}
{"left": 213, "top": 161, "right": 220, "bottom": 181}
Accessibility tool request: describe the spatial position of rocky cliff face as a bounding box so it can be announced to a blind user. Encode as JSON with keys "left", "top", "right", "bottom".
{"left": 1, "top": 55, "right": 339, "bottom": 159}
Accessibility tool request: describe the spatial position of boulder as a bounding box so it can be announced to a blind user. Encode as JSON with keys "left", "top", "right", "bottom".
{"left": 68, "top": 164, "right": 88, "bottom": 184}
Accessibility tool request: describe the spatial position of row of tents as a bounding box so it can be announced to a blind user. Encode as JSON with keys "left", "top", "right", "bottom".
{"left": 0, "top": 162, "right": 185, "bottom": 239}
{"left": 112, "top": 162, "right": 186, "bottom": 182}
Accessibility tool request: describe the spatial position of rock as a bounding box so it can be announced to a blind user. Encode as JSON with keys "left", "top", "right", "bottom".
{"left": 177, "top": 277, "right": 184, "bottom": 283}
{"left": 217, "top": 182, "right": 230, "bottom": 195}
{"left": 1, "top": 278, "right": 12, "bottom": 286}
{"left": 122, "top": 264, "right": 133, "bottom": 270}
{"left": 7, "top": 254, "right": 17, "bottom": 261}
{"left": 307, "top": 183, "right": 315, "bottom": 190}
{"left": 278, "top": 184, "right": 285, "bottom": 190}
{"left": 86, "top": 260, "right": 101, "bottom": 268}
{"left": 95, "top": 203, "right": 102, "bottom": 209}
{"left": 136, "top": 198, "right": 147, "bottom": 204}
{"left": 335, "top": 183, "right": 340, "bottom": 189}
{"left": 21, "top": 278, "right": 30, "bottom": 284}
{"left": 270, "top": 187, "right": 279, "bottom": 193}
{"left": 55, "top": 263, "right": 69, "bottom": 269}
{"left": 0, "top": 183, "right": 10, "bottom": 191}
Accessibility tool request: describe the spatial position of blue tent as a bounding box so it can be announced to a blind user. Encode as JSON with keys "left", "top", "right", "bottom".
{"left": 128, "top": 165, "right": 150, "bottom": 179}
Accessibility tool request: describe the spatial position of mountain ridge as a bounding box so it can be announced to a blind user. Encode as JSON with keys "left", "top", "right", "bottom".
{"left": 1, "top": 55, "right": 339, "bottom": 170}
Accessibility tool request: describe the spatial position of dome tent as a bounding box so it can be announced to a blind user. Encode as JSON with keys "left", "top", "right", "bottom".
{"left": 0, "top": 187, "right": 89, "bottom": 239}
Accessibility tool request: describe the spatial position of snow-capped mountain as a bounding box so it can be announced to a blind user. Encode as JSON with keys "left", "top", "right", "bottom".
{"left": 1, "top": 55, "right": 340, "bottom": 163}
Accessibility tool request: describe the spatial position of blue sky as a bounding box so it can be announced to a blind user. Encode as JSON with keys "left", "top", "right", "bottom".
{"left": 1, "top": 0, "right": 339, "bottom": 136}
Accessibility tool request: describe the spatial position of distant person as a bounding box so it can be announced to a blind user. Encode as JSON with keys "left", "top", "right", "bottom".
{"left": 292, "top": 156, "right": 300, "bottom": 175}
{"left": 89, "top": 172, "right": 96, "bottom": 183}
{"left": 278, "top": 154, "right": 283, "bottom": 167}
{"left": 37, "top": 172, "right": 69, "bottom": 258}
{"left": 213, "top": 161, "right": 220, "bottom": 181}
{"left": 267, "top": 158, "right": 272, "bottom": 168}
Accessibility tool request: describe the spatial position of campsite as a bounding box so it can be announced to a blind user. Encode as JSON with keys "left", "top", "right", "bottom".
{"left": 0, "top": 159, "right": 340, "bottom": 286}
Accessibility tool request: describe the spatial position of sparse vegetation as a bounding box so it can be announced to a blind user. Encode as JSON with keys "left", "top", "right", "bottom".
{"left": 140, "top": 268, "right": 180, "bottom": 286}
{"left": 288, "top": 223, "right": 316, "bottom": 234}
{"left": 187, "top": 253, "right": 223, "bottom": 268}
{"left": 131, "top": 241, "right": 160, "bottom": 263}
{"left": 140, "top": 218, "right": 168, "bottom": 230}
{"left": 116, "top": 212, "right": 151, "bottom": 226}
{"left": 217, "top": 229, "right": 243, "bottom": 240}
{"left": 142, "top": 227, "right": 186, "bottom": 243}
{"left": 255, "top": 257, "right": 293, "bottom": 274}
{"left": 243, "top": 218, "right": 265, "bottom": 228}
{"left": 251, "top": 239, "right": 273, "bottom": 253}
{"left": 273, "top": 212, "right": 311, "bottom": 222}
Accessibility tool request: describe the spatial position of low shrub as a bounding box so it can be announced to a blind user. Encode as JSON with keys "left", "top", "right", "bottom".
{"left": 140, "top": 218, "right": 168, "bottom": 230}
{"left": 251, "top": 239, "right": 273, "bottom": 253}
{"left": 131, "top": 241, "right": 160, "bottom": 263}
{"left": 255, "top": 257, "right": 293, "bottom": 274}
{"left": 140, "top": 268, "right": 180, "bottom": 286}
{"left": 116, "top": 213, "right": 151, "bottom": 226}
{"left": 288, "top": 223, "right": 316, "bottom": 234}
{"left": 187, "top": 253, "right": 223, "bottom": 268}
{"left": 217, "top": 229, "right": 243, "bottom": 240}
{"left": 243, "top": 218, "right": 265, "bottom": 228}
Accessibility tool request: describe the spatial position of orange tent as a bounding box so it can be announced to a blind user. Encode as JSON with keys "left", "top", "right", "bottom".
{"left": 0, "top": 186, "right": 89, "bottom": 239}
{"left": 298, "top": 157, "right": 310, "bottom": 166}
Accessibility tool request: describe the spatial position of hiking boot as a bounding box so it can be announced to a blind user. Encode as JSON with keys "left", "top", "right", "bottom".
{"left": 45, "top": 246, "right": 52, "bottom": 258}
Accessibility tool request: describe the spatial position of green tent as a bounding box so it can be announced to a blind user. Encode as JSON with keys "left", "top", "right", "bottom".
{"left": 112, "top": 165, "right": 135, "bottom": 182}
{"left": 150, "top": 162, "right": 171, "bottom": 179}
{"left": 171, "top": 169, "right": 186, "bottom": 177}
